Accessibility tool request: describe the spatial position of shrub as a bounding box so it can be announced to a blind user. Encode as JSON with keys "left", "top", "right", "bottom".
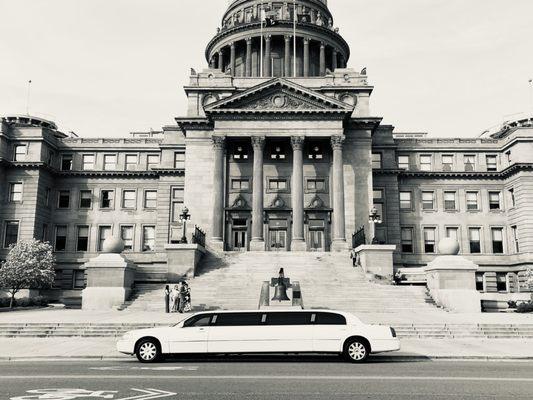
{"left": 516, "top": 301, "right": 533, "bottom": 313}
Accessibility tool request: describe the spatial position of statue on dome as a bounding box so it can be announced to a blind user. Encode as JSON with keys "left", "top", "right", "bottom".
{"left": 316, "top": 11, "right": 324, "bottom": 26}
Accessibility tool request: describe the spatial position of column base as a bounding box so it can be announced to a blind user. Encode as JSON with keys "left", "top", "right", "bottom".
{"left": 250, "top": 240, "right": 266, "bottom": 251}
{"left": 291, "top": 239, "right": 307, "bottom": 252}
{"left": 210, "top": 239, "right": 224, "bottom": 252}
{"left": 331, "top": 239, "right": 349, "bottom": 252}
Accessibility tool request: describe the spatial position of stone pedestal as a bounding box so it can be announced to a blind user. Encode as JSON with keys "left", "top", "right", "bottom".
{"left": 165, "top": 243, "right": 206, "bottom": 281}
{"left": 250, "top": 240, "right": 266, "bottom": 251}
{"left": 354, "top": 245, "right": 396, "bottom": 278}
{"left": 425, "top": 255, "right": 481, "bottom": 313}
{"left": 81, "top": 253, "right": 136, "bottom": 311}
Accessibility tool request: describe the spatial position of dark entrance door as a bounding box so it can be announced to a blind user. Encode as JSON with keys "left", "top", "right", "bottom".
{"left": 308, "top": 219, "right": 326, "bottom": 252}
{"left": 230, "top": 217, "right": 249, "bottom": 251}
{"left": 269, "top": 229, "right": 288, "bottom": 252}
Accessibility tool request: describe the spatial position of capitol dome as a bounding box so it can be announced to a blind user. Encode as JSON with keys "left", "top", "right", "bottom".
{"left": 206, "top": 0, "right": 350, "bottom": 78}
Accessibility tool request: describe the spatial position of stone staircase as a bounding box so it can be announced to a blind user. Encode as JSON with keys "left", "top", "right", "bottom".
{"left": 121, "top": 251, "right": 438, "bottom": 314}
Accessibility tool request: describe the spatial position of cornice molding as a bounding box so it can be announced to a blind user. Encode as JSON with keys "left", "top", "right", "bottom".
{"left": 397, "top": 163, "right": 533, "bottom": 180}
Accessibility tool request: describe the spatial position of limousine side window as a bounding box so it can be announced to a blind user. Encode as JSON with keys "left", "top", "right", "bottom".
{"left": 315, "top": 312, "right": 347, "bottom": 325}
{"left": 214, "top": 313, "right": 263, "bottom": 326}
{"left": 183, "top": 314, "right": 212, "bottom": 328}
{"left": 265, "top": 312, "right": 312, "bottom": 325}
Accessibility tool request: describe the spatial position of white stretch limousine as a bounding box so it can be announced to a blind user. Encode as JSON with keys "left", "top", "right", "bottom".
{"left": 117, "top": 310, "right": 400, "bottom": 363}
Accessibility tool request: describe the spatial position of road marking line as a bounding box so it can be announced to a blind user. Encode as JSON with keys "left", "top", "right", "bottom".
{"left": 2, "top": 375, "right": 533, "bottom": 382}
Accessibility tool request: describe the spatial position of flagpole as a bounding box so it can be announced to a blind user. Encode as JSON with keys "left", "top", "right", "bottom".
{"left": 260, "top": 4, "right": 264, "bottom": 78}
{"left": 293, "top": 0, "right": 297, "bottom": 78}
{"left": 26, "top": 80, "right": 32, "bottom": 116}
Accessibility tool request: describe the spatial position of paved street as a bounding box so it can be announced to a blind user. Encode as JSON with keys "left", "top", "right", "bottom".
{"left": 1, "top": 359, "right": 533, "bottom": 399}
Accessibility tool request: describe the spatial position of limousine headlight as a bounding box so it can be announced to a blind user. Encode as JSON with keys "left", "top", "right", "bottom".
{"left": 390, "top": 327, "right": 397, "bottom": 338}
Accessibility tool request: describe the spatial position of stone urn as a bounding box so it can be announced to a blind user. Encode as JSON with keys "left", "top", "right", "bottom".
{"left": 102, "top": 236, "right": 125, "bottom": 254}
{"left": 437, "top": 238, "right": 460, "bottom": 255}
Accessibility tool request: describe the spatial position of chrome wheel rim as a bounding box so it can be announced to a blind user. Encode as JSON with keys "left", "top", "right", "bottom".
{"left": 139, "top": 342, "right": 157, "bottom": 361}
{"left": 348, "top": 342, "right": 366, "bottom": 360}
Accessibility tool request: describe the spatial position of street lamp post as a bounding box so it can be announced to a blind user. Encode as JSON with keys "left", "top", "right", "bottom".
{"left": 179, "top": 206, "right": 191, "bottom": 244}
{"left": 368, "top": 207, "right": 382, "bottom": 244}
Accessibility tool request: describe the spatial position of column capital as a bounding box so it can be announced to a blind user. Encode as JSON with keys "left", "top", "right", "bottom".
{"left": 291, "top": 136, "right": 305, "bottom": 150}
{"left": 246, "top": 37, "right": 253, "bottom": 44}
{"left": 251, "top": 136, "right": 266, "bottom": 150}
{"left": 304, "top": 37, "right": 310, "bottom": 44}
{"left": 330, "top": 135, "right": 345, "bottom": 150}
{"left": 320, "top": 42, "right": 325, "bottom": 49}
{"left": 229, "top": 41, "right": 236, "bottom": 49}
{"left": 212, "top": 136, "right": 226, "bottom": 150}
{"left": 284, "top": 35, "right": 292, "bottom": 42}
{"left": 265, "top": 34, "right": 272, "bottom": 41}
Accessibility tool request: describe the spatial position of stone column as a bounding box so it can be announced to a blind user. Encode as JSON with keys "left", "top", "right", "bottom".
{"left": 332, "top": 49, "right": 338, "bottom": 71}
{"left": 284, "top": 35, "right": 291, "bottom": 77}
{"left": 331, "top": 136, "right": 347, "bottom": 251}
{"left": 291, "top": 136, "right": 306, "bottom": 251}
{"left": 218, "top": 49, "right": 225, "bottom": 72}
{"left": 250, "top": 136, "right": 266, "bottom": 251}
{"left": 319, "top": 43, "right": 326, "bottom": 76}
{"left": 264, "top": 35, "right": 272, "bottom": 77}
{"left": 230, "top": 42, "right": 236, "bottom": 76}
{"left": 211, "top": 136, "right": 226, "bottom": 250}
{"left": 303, "top": 38, "right": 310, "bottom": 77}
{"left": 245, "top": 37, "right": 253, "bottom": 77}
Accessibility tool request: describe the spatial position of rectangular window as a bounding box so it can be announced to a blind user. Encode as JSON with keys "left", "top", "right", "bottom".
{"left": 73, "top": 270, "right": 86, "bottom": 289}
{"left": 508, "top": 188, "right": 515, "bottom": 207}
{"left": 420, "top": 155, "right": 432, "bottom": 171}
{"left": 399, "top": 191, "right": 412, "bottom": 210}
{"left": 422, "top": 191, "right": 435, "bottom": 210}
{"left": 142, "top": 226, "right": 156, "bottom": 252}
{"left": 398, "top": 155, "right": 409, "bottom": 170}
{"left": 174, "top": 152, "right": 185, "bottom": 169}
{"left": 232, "top": 145, "right": 249, "bottom": 161}
{"left": 76, "top": 226, "right": 89, "bottom": 252}
{"left": 491, "top": 228, "right": 504, "bottom": 254}
{"left": 100, "top": 190, "right": 115, "bottom": 209}
{"left": 146, "top": 154, "right": 160, "bottom": 169}
{"left": 58, "top": 191, "right": 70, "bottom": 208}
{"left": 306, "top": 178, "right": 326, "bottom": 192}
{"left": 489, "top": 191, "right": 501, "bottom": 210}
{"left": 103, "top": 154, "right": 117, "bottom": 171}
{"left": 79, "top": 190, "right": 92, "bottom": 208}
{"left": 268, "top": 179, "right": 288, "bottom": 191}
{"left": 215, "top": 313, "right": 263, "bottom": 326}
{"left": 231, "top": 179, "right": 250, "bottom": 191}
{"left": 469, "top": 228, "right": 481, "bottom": 254}
{"left": 171, "top": 188, "right": 184, "bottom": 223}
{"left": 307, "top": 144, "right": 323, "bottom": 160}
{"left": 98, "top": 226, "right": 112, "bottom": 251}
{"left": 512, "top": 225, "right": 519, "bottom": 253}
{"left": 270, "top": 145, "right": 287, "bottom": 160}
{"left": 486, "top": 155, "right": 497, "bottom": 172}
{"left": 61, "top": 154, "right": 73, "bottom": 171}
{"left": 42, "top": 224, "right": 48, "bottom": 242}
{"left": 466, "top": 191, "right": 479, "bottom": 211}
{"left": 121, "top": 225, "right": 134, "bottom": 251}
{"left": 82, "top": 154, "right": 95, "bottom": 171}
{"left": 442, "top": 155, "right": 454, "bottom": 171}
{"left": 125, "top": 154, "right": 138, "bottom": 170}
{"left": 144, "top": 190, "right": 157, "bottom": 209}
{"left": 45, "top": 188, "right": 51, "bottom": 207}
{"left": 464, "top": 155, "right": 476, "bottom": 172}
{"left": 423, "top": 227, "right": 436, "bottom": 253}
{"left": 372, "top": 153, "right": 382, "bottom": 169}
{"left": 401, "top": 227, "right": 414, "bottom": 253}
{"left": 446, "top": 227, "right": 459, "bottom": 242}
{"left": 55, "top": 225, "right": 67, "bottom": 251}
{"left": 122, "top": 190, "right": 136, "bottom": 209}
{"left": 265, "top": 312, "right": 312, "bottom": 325}
{"left": 14, "top": 144, "right": 27, "bottom": 161}
{"left": 444, "top": 191, "right": 457, "bottom": 211}
{"left": 9, "top": 183, "right": 23, "bottom": 202}
{"left": 4, "top": 221, "right": 19, "bottom": 248}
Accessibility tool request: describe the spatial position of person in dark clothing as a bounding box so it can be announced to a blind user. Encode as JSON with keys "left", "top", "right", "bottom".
{"left": 164, "top": 285, "right": 170, "bottom": 313}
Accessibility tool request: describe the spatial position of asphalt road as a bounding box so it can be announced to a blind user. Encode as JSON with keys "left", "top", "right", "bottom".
{"left": 1, "top": 357, "right": 533, "bottom": 399}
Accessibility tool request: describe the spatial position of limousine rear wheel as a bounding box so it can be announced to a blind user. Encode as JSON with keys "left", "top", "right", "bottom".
{"left": 136, "top": 338, "right": 161, "bottom": 363}
{"left": 344, "top": 338, "right": 369, "bottom": 363}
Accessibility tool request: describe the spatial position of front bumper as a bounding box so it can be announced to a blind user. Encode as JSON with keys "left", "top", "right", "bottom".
{"left": 370, "top": 338, "right": 401, "bottom": 354}
{"left": 116, "top": 339, "right": 136, "bottom": 355}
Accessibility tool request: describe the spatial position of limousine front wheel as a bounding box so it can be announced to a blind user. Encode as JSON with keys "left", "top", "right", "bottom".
{"left": 344, "top": 338, "right": 369, "bottom": 363}
{"left": 136, "top": 339, "right": 161, "bottom": 363}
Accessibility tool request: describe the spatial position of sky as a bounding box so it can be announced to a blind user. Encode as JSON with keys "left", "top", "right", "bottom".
{"left": 0, "top": 0, "right": 532, "bottom": 138}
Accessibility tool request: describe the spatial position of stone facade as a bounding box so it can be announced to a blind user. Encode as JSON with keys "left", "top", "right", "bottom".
{"left": 0, "top": 0, "right": 532, "bottom": 302}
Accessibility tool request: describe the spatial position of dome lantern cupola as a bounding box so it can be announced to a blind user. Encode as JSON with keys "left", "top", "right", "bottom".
{"left": 206, "top": 0, "right": 350, "bottom": 78}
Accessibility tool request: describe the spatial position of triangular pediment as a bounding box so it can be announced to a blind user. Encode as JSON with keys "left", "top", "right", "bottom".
{"left": 205, "top": 78, "right": 353, "bottom": 115}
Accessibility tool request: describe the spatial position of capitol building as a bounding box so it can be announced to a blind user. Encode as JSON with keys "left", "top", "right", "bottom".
{"left": 0, "top": 0, "right": 532, "bottom": 305}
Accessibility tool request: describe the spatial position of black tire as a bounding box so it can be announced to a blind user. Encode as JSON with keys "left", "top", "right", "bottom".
{"left": 343, "top": 338, "right": 370, "bottom": 363}
{"left": 135, "top": 338, "right": 161, "bottom": 363}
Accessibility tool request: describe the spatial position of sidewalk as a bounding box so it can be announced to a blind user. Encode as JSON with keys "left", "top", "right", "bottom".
{"left": 1, "top": 308, "right": 532, "bottom": 325}
{"left": 1, "top": 337, "right": 532, "bottom": 361}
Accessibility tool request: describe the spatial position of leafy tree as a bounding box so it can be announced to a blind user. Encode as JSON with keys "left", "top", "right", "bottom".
{"left": 0, "top": 239, "right": 55, "bottom": 308}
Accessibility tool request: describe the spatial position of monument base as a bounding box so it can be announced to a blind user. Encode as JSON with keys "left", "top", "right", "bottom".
{"left": 250, "top": 239, "right": 266, "bottom": 252}
{"left": 291, "top": 239, "right": 307, "bottom": 252}
{"left": 354, "top": 245, "right": 396, "bottom": 279}
{"left": 82, "top": 287, "right": 131, "bottom": 311}
{"left": 165, "top": 243, "right": 206, "bottom": 281}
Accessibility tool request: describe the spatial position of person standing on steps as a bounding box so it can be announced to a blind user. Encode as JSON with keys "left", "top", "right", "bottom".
{"left": 350, "top": 248, "right": 357, "bottom": 267}
{"left": 164, "top": 285, "right": 170, "bottom": 313}
{"left": 179, "top": 281, "right": 191, "bottom": 313}
{"left": 171, "top": 283, "right": 181, "bottom": 313}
